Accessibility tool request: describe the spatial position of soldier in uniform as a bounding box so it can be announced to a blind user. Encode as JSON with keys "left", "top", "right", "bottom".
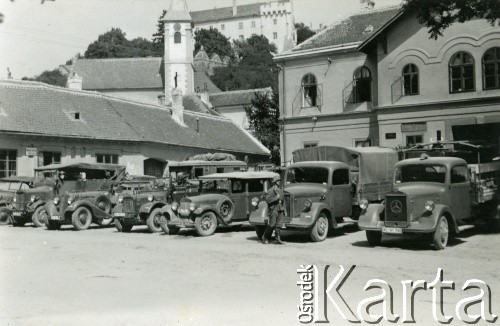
{"left": 262, "top": 176, "right": 285, "bottom": 245}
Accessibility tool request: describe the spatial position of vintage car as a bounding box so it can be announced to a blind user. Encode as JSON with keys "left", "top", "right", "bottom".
{"left": 359, "top": 142, "right": 500, "bottom": 250}
{"left": 43, "top": 162, "right": 126, "bottom": 230}
{"left": 112, "top": 177, "right": 169, "bottom": 233}
{"left": 0, "top": 176, "right": 36, "bottom": 225}
{"left": 160, "top": 171, "right": 278, "bottom": 236}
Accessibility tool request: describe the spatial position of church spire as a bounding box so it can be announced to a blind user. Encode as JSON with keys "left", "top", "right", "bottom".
{"left": 164, "top": 0, "right": 192, "bottom": 22}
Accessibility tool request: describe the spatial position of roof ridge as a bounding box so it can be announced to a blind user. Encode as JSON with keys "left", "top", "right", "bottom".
{"left": 190, "top": 2, "right": 265, "bottom": 14}
{"left": 352, "top": 4, "right": 402, "bottom": 16}
{"left": 210, "top": 87, "right": 272, "bottom": 96}
{"left": 76, "top": 57, "right": 162, "bottom": 62}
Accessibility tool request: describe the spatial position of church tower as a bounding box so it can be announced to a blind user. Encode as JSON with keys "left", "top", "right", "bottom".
{"left": 163, "top": 0, "right": 194, "bottom": 104}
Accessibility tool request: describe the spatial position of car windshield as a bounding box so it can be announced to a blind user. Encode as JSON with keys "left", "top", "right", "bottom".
{"left": 395, "top": 164, "right": 447, "bottom": 184}
{"left": 0, "top": 182, "right": 29, "bottom": 191}
{"left": 201, "top": 179, "right": 229, "bottom": 193}
{"left": 286, "top": 167, "right": 329, "bottom": 185}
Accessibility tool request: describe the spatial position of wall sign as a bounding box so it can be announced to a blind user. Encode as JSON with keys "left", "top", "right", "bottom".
{"left": 401, "top": 122, "right": 427, "bottom": 133}
{"left": 25, "top": 147, "right": 37, "bottom": 157}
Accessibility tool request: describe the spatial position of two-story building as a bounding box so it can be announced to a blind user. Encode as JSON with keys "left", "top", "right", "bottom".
{"left": 275, "top": 6, "right": 500, "bottom": 165}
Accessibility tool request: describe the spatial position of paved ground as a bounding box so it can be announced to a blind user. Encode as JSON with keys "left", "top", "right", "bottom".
{"left": 0, "top": 222, "right": 499, "bottom": 326}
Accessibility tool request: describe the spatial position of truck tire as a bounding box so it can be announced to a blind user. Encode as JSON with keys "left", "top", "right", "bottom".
{"left": 366, "top": 230, "right": 382, "bottom": 246}
{"left": 114, "top": 218, "right": 133, "bottom": 233}
{"left": 32, "top": 206, "right": 47, "bottom": 228}
{"left": 71, "top": 207, "right": 92, "bottom": 231}
{"left": 432, "top": 215, "right": 449, "bottom": 250}
{"left": 0, "top": 206, "right": 11, "bottom": 225}
{"left": 195, "top": 211, "right": 217, "bottom": 237}
{"left": 46, "top": 220, "right": 61, "bottom": 230}
{"left": 146, "top": 208, "right": 163, "bottom": 233}
{"left": 255, "top": 225, "right": 266, "bottom": 239}
{"left": 310, "top": 212, "right": 329, "bottom": 242}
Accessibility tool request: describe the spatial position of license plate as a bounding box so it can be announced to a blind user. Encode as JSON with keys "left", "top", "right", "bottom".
{"left": 382, "top": 227, "right": 402, "bottom": 234}
{"left": 12, "top": 212, "right": 22, "bottom": 216}
{"left": 51, "top": 216, "right": 60, "bottom": 220}
{"left": 114, "top": 213, "right": 126, "bottom": 217}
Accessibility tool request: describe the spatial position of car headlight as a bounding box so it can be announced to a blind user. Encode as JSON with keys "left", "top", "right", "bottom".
{"left": 251, "top": 197, "right": 260, "bottom": 207}
{"left": 147, "top": 194, "right": 154, "bottom": 202}
{"left": 359, "top": 199, "right": 369, "bottom": 211}
{"left": 30, "top": 195, "right": 37, "bottom": 203}
{"left": 53, "top": 197, "right": 60, "bottom": 205}
{"left": 13, "top": 197, "right": 17, "bottom": 203}
{"left": 304, "top": 199, "right": 312, "bottom": 209}
{"left": 67, "top": 197, "right": 73, "bottom": 205}
{"left": 189, "top": 202, "right": 196, "bottom": 211}
{"left": 118, "top": 196, "right": 124, "bottom": 203}
{"left": 171, "top": 202, "right": 178, "bottom": 211}
{"left": 424, "top": 200, "right": 435, "bottom": 212}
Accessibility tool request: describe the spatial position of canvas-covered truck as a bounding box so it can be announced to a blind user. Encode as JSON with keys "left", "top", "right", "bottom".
{"left": 359, "top": 141, "right": 500, "bottom": 250}
{"left": 249, "top": 146, "right": 398, "bottom": 242}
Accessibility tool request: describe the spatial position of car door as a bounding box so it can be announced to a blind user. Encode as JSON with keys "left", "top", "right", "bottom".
{"left": 230, "top": 179, "right": 248, "bottom": 221}
{"left": 329, "top": 168, "right": 352, "bottom": 218}
{"left": 449, "top": 165, "right": 471, "bottom": 221}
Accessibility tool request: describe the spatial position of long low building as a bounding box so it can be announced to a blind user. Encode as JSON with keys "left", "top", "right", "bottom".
{"left": 0, "top": 79, "right": 270, "bottom": 178}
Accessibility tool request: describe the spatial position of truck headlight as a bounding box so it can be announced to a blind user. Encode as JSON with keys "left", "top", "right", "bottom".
{"left": 251, "top": 197, "right": 259, "bottom": 207}
{"left": 13, "top": 197, "right": 17, "bottom": 203}
{"left": 424, "top": 201, "right": 435, "bottom": 212}
{"left": 359, "top": 199, "right": 369, "bottom": 211}
{"left": 67, "top": 197, "right": 73, "bottom": 205}
{"left": 171, "top": 202, "right": 178, "bottom": 211}
{"left": 189, "top": 202, "right": 196, "bottom": 211}
{"left": 304, "top": 199, "right": 312, "bottom": 209}
{"left": 30, "top": 195, "right": 37, "bottom": 203}
{"left": 147, "top": 194, "right": 154, "bottom": 202}
{"left": 53, "top": 197, "right": 60, "bottom": 205}
{"left": 118, "top": 196, "right": 124, "bottom": 203}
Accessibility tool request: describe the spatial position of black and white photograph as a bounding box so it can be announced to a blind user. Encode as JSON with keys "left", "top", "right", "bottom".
{"left": 0, "top": 0, "right": 499, "bottom": 324}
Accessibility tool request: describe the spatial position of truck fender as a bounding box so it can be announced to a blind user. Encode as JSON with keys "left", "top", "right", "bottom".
{"left": 308, "top": 202, "right": 334, "bottom": 228}
{"left": 160, "top": 205, "right": 178, "bottom": 223}
{"left": 429, "top": 205, "right": 458, "bottom": 234}
{"left": 31, "top": 200, "right": 46, "bottom": 211}
{"left": 358, "top": 203, "right": 385, "bottom": 230}
{"left": 249, "top": 201, "right": 268, "bottom": 225}
{"left": 44, "top": 201, "right": 60, "bottom": 217}
{"left": 139, "top": 201, "right": 165, "bottom": 216}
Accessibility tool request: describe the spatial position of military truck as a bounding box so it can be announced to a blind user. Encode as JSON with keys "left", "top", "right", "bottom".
{"left": 0, "top": 176, "right": 35, "bottom": 225}
{"left": 359, "top": 141, "right": 499, "bottom": 250}
{"left": 249, "top": 146, "right": 398, "bottom": 242}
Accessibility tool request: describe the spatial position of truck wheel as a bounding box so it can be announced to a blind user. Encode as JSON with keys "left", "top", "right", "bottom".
{"left": 32, "top": 206, "right": 47, "bottom": 228}
{"left": 114, "top": 219, "right": 132, "bottom": 233}
{"left": 310, "top": 213, "right": 329, "bottom": 242}
{"left": 366, "top": 230, "right": 382, "bottom": 246}
{"left": 195, "top": 212, "right": 217, "bottom": 237}
{"left": 0, "top": 206, "right": 11, "bottom": 225}
{"left": 71, "top": 207, "right": 93, "bottom": 231}
{"left": 46, "top": 220, "right": 61, "bottom": 230}
{"left": 432, "top": 215, "right": 449, "bottom": 250}
{"left": 255, "top": 225, "right": 266, "bottom": 239}
{"left": 146, "top": 208, "right": 163, "bottom": 233}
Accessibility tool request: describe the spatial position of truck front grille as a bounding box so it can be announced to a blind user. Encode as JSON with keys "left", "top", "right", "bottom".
{"left": 385, "top": 194, "right": 407, "bottom": 223}
{"left": 122, "top": 198, "right": 135, "bottom": 214}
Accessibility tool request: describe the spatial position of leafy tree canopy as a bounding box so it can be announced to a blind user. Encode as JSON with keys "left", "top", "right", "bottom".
{"left": 194, "top": 27, "right": 233, "bottom": 58}
{"left": 403, "top": 0, "right": 500, "bottom": 40}
{"left": 22, "top": 68, "right": 67, "bottom": 87}
{"left": 295, "top": 22, "right": 316, "bottom": 45}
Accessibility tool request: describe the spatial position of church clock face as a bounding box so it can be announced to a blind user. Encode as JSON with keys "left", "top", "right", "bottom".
{"left": 174, "top": 23, "right": 181, "bottom": 31}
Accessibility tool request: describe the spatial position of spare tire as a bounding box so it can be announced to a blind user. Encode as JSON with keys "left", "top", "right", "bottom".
{"left": 95, "top": 195, "right": 112, "bottom": 214}
{"left": 217, "top": 200, "right": 234, "bottom": 224}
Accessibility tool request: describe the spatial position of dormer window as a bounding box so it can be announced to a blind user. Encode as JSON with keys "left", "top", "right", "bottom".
{"left": 74, "top": 112, "right": 80, "bottom": 120}
{"left": 364, "top": 25, "right": 374, "bottom": 33}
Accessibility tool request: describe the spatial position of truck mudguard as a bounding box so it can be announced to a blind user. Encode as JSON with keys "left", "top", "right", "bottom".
{"left": 249, "top": 201, "right": 269, "bottom": 225}
{"left": 358, "top": 203, "right": 385, "bottom": 230}
{"left": 139, "top": 201, "right": 165, "bottom": 215}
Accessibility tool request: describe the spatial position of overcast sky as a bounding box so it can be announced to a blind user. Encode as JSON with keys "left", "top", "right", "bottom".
{"left": 0, "top": 0, "right": 402, "bottom": 78}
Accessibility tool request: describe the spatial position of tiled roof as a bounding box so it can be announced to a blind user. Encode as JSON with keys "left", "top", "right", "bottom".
{"left": 289, "top": 6, "right": 402, "bottom": 53}
{"left": 194, "top": 71, "right": 221, "bottom": 93}
{"left": 191, "top": 3, "right": 262, "bottom": 24}
{"left": 73, "top": 57, "right": 163, "bottom": 90}
{"left": 0, "top": 80, "right": 269, "bottom": 156}
{"left": 209, "top": 88, "right": 272, "bottom": 108}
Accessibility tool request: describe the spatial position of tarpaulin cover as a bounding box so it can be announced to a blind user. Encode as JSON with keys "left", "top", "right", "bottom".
{"left": 292, "top": 146, "right": 398, "bottom": 184}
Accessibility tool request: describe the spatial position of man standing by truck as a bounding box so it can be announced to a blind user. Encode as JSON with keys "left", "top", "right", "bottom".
{"left": 262, "top": 176, "right": 285, "bottom": 245}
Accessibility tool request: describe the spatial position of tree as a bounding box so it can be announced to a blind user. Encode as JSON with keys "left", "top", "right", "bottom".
{"left": 194, "top": 27, "right": 233, "bottom": 58}
{"left": 403, "top": 0, "right": 500, "bottom": 40}
{"left": 84, "top": 28, "right": 157, "bottom": 59}
{"left": 152, "top": 10, "right": 167, "bottom": 56}
{"left": 22, "top": 69, "right": 67, "bottom": 87}
{"left": 295, "top": 22, "right": 316, "bottom": 45}
{"left": 245, "top": 90, "right": 281, "bottom": 165}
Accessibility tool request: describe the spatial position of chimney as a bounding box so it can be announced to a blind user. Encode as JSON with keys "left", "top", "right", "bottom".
{"left": 233, "top": 0, "right": 237, "bottom": 16}
{"left": 67, "top": 56, "right": 83, "bottom": 90}
{"left": 171, "top": 88, "right": 186, "bottom": 127}
{"left": 7, "top": 68, "right": 12, "bottom": 79}
{"left": 360, "top": 0, "right": 375, "bottom": 9}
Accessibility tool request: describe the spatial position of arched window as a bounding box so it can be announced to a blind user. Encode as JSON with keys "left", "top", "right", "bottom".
{"left": 449, "top": 51, "right": 475, "bottom": 93}
{"left": 354, "top": 66, "right": 371, "bottom": 102}
{"left": 483, "top": 47, "right": 500, "bottom": 90}
{"left": 402, "top": 64, "right": 419, "bottom": 95}
{"left": 302, "top": 74, "right": 317, "bottom": 107}
{"left": 174, "top": 32, "right": 181, "bottom": 44}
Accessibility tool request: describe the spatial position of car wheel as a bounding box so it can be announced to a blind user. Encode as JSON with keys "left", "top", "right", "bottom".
{"left": 114, "top": 218, "right": 132, "bottom": 233}
{"left": 432, "top": 215, "right": 449, "bottom": 250}
{"left": 366, "top": 230, "right": 382, "bottom": 246}
{"left": 0, "top": 206, "right": 11, "bottom": 225}
{"left": 32, "top": 206, "right": 47, "bottom": 228}
{"left": 255, "top": 225, "right": 266, "bottom": 239}
{"left": 71, "top": 207, "right": 93, "bottom": 231}
{"left": 310, "top": 213, "right": 329, "bottom": 242}
{"left": 146, "top": 208, "right": 163, "bottom": 233}
{"left": 194, "top": 211, "right": 217, "bottom": 237}
{"left": 46, "top": 220, "right": 61, "bottom": 230}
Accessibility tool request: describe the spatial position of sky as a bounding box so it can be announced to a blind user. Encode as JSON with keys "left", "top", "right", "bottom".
{"left": 0, "top": 0, "right": 402, "bottom": 78}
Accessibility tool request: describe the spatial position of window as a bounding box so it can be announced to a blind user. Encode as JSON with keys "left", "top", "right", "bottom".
{"left": 303, "top": 142, "right": 318, "bottom": 148}
{"left": 231, "top": 180, "right": 244, "bottom": 193}
{"left": 483, "top": 47, "right": 500, "bottom": 90}
{"left": 216, "top": 167, "right": 224, "bottom": 174}
{"left": 174, "top": 32, "right": 181, "bottom": 44}
{"left": 96, "top": 154, "right": 119, "bottom": 164}
{"left": 42, "top": 151, "right": 61, "bottom": 166}
{"left": 396, "top": 164, "right": 446, "bottom": 184}
{"left": 286, "top": 167, "right": 329, "bottom": 185}
{"left": 332, "top": 169, "right": 349, "bottom": 185}
{"left": 353, "top": 66, "right": 372, "bottom": 102}
{"left": 406, "top": 135, "right": 423, "bottom": 146}
{"left": 0, "top": 150, "right": 16, "bottom": 177}
{"left": 74, "top": 112, "right": 80, "bottom": 120}
{"left": 273, "top": 32, "right": 278, "bottom": 40}
{"left": 355, "top": 139, "right": 371, "bottom": 147}
{"left": 449, "top": 51, "right": 475, "bottom": 93}
{"left": 239, "top": 22, "right": 243, "bottom": 29}
{"left": 302, "top": 73, "right": 318, "bottom": 107}
{"left": 273, "top": 19, "right": 277, "bottom": 25}
{"left": 402, "top": 64, "right": 419, "bottom": 95}
{"left": 385, "top": 133, "right": 397, "bottom": 140}
{"left": 247, "top": 180, "right": 264, "bottom": 192}
{"left": 451, "top": 165, "right": 469, "bottom": 184}
{"left": 251, "top": 21, "right": 256, "bottom": 28}
{"left": 221, "top": 24, "right": 225, "bottom": 30}
{"left": 194, "top": 168, "right": 203, "bottom": 178}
